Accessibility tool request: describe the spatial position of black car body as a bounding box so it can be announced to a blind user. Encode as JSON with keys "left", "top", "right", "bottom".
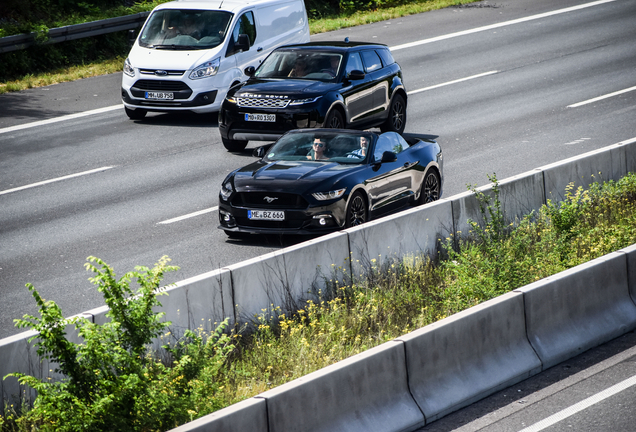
{"left": 218, "top": 41, "right": 407, "bottom": 151}
{"left": 218, "top": 129, "right": 442, "bottom": 237}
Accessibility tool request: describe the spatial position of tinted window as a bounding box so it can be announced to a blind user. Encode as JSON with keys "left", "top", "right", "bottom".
{"left": 255, "top": 50, "right": 342, "bottom": 81}
{"left": 361, "top": 50, "right": 382, "bottom": 73}
{"left": 373, "top": 132, "right": 406, "bottom": 162}
{"left": 227, "top": 11, "right": 256, "bottom": 56}
{"left": 345, "top": 52, "right": 364, "bottom": 76}
{"left": 376, "top": 48, "right": 395, "bottom": 67}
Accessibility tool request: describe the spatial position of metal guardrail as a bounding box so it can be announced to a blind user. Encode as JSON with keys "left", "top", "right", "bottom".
{"left": 0, "top": 12, "right": 150, "bottom": 54}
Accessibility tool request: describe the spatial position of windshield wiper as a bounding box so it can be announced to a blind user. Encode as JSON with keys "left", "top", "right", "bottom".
{"left": 151, "top": 44, "right": 199, "bottom": 50}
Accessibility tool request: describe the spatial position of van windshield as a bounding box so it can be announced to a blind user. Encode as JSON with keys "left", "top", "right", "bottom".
{"left": 139, "top": 10, "right": 232, "bottom": 50}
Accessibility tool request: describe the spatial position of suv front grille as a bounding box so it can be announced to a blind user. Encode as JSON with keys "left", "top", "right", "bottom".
{"left": 236, "top": 98, "right": 290, "bottom": 109}
{"left": 232, "top": 192, "right": 308, "bottom": 209}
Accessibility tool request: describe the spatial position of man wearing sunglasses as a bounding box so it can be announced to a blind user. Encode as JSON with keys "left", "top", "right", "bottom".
{"left": 307, "top": 137, "right": 330, "bottom": 160}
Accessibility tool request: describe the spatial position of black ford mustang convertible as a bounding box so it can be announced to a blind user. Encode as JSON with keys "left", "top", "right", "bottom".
{"left": 218, "top": 129, "right": 443, "bottom": 237}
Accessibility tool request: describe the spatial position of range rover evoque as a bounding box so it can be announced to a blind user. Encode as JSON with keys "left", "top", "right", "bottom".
{"left": 218, "top": 40, "right": 408, "bottom": 151}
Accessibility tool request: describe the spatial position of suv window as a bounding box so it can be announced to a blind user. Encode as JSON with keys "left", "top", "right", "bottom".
{"left": 376, "top": 48, "right": 395, "bottom": 67}
{"left": 227, "top": 11, "right": 256, "bottom": 56}
{"left": 361, "top": 50, "right": 382, "bottom": 73}
{"left": 345, "top": 52, "right": 364, "bottom": 77}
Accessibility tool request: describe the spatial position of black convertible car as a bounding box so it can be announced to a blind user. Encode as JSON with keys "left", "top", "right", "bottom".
{"left": 218, "top": 41, "right": 407, "bottom": 151}
{"left": 218, "top": 129, "right": 442, "bottom": 237}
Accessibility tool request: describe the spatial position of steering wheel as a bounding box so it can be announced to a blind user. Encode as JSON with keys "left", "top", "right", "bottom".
{"left": 321, "top": 69, "right": 336, "bottom": 78}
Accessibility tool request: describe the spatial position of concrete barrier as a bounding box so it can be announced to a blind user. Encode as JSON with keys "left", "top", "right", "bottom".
{"left": 618, "top": 137, "right": 636, "bottom": 173}
{"left": 624, "top": 244, "right": 636, "bottom": 306}
{"left": 257, "top": 340, "right": 424, "bottom": 432}
{"left": 516, "top": 251, "right": 636, "bottom": 370}
{"left": 451, "top": 170, "right": 546, "bottom": 238}
{"left": 169, "top": 398, "right": 268, "bottom": 432}
{"left": 397, "top": 292, "right": 541, "bottom": 423}
{"left": 229, "top": 231, "right": 350, "bottom": 324}
{"left": 347, "top": 199, "right": 453, "bottom": 281}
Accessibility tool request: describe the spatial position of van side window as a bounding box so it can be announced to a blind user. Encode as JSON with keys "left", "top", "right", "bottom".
{"left": 345, "top": 52, "right": 364, "bottom": 77}
{"left": 227, "top": 11, "right": 256, "bottom": 56}
{"left": 361, "top": 50, "right": 382, "bottom": 73}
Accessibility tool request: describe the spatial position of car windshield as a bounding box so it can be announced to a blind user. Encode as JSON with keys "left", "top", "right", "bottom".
{"left": 254, "top": 50, "right": 343, "bottom": 81}
{"left": 139, "top": 10, "right": 232, "bottom": 50}
{"left": 264, "top": 131, "right": 375, "bottom": 163}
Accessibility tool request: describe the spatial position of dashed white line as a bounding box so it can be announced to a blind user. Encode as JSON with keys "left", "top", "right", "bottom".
{"left": 567, "top": 85, "right": 636, "bottom": 108}
{"left": 157, "top": 206, "right": 219, "bottom": 225}
{"left": 408, "top": 71, "right": 498, "bottom": 95}
{"left": 0, "top": 166, "right": 115, "bottom": 196}
{"left": 0, "top": 104, "right": 123, "bottom": 135}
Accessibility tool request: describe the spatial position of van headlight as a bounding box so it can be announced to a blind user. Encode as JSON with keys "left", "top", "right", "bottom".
{"left": 123, "top": 58, "right": 135, "bottom": 77}
{"left": 312, "top": 188, "right": 345, "bottom": 201}
{"left": 190, "top": 57, "right": 220, "bottom": 79}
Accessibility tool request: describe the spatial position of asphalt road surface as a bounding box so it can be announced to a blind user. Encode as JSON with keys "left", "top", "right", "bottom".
{"left": 1, "top": 0, "right": 635, "bottom": 343}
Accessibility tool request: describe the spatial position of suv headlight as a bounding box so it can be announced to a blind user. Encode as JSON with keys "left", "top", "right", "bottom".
{"left": 220, "top": 180, "right": 233, "bottom": 201}
{"left": 123, "top": 58, "right": 135, "bottom": 77}
{"left": 289, "top": 96, "right": 321, "bottom": 106}
{"left": 312, "top": 188, "right": 346, "bottom": 201}
{"left": 190, "top": 57, "right": 220, "bottom": 80}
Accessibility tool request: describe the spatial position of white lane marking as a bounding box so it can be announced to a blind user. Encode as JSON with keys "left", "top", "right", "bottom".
{"left": 157, "top": 206, "right": 219, "bottom": 225}
{"left": 0, "top": 104, "right": 123, "bottom": 135}
{"left": 518, "top": 374, "right": 636, "bottom": 432}
{"left": 390, "top": 0, "right": 617, "bottom": 51}
{"left": 408, "top": 71, "right": 498, "bottom": 95}
{"left": 0, "top": 166, "right": 114, "bottom": 196}
{"left": 568, "top": 85, "right": 636, "bottom": 108}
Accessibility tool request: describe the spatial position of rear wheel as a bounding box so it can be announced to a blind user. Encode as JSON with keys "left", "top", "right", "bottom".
{"left": 222, "top": 137, "right": 249, "bottom": 152}
{"left": 125, "top": 107, "right": 147, "bottom": 120}
{"left": 324, "top": 109, "right": 344, "bottom": 129}
{"left": 380, "top": 94, "right": 406, "bottom": 134}
{"left": 417, "top": 170, "right": 440, "bottom": 205}
{"left": 345, "top": 191, "right": 368, "bottom": 227}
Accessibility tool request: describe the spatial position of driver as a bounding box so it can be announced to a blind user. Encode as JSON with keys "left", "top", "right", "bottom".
{"left": 347, "top": 136, "right": 369, "bottom": 158}
{"left": 307, "top": 137, "right": 330, "bottom": 160}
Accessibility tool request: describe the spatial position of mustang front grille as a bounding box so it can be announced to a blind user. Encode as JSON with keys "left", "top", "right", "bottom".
{"left": 232, "top": 192, "right": 308, "bottom": 209}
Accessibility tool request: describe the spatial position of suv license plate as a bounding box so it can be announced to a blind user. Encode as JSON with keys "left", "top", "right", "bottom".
{"left": 248, "top": 210, "right": 285, "bottom": 220}
{"left": 245, "top": 113, "right": 276, "bottom": 122}
{"left": 145, "top": 91, "right": 174, "bottom": 100}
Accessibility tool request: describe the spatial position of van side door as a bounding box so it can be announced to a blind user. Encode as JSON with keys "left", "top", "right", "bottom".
{"left": 226, "top": 11, "right": 265, "bottom": 80}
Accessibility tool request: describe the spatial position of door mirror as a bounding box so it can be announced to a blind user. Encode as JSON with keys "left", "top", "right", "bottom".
{"left": 347, "top": 70, "right": 365, "bottom": 81}
{"left": 244, "top": 66, "right": 256, "bottom": 76}
{"left": 236, "top": 34, "right": 250, "bottom": 52}
{"left": 253, "top": 144, "right": 272, "bottom": 158}
{"left": 380, "top": 151, "right": 397, "bottom": 163}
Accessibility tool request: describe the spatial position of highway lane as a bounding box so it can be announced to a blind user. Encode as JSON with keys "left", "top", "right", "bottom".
{"left": 1, "top": 0, "right": 635, "bottom": 339}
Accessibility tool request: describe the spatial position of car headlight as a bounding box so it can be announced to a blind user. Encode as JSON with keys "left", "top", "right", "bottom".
{"left": 289, "top": 96, "right": 321, "bottom": 106}
{"left": 189, "top": 57, "right": 220, "bottom": 79}
{"left": 123, "top": 58, "right": 135, "bottom": 77}
{"left": 220, "top": 181, "right": 233, "bottom": 200}
{"left": 312, "top": 188, "right": 346, "bottom": 201}
{"left": 225, "top": 95, "right": 237, "bottom": 104}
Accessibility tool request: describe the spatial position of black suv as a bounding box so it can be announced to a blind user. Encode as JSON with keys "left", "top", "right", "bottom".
{"left": 218, "top": 41, "right": 407, "bottom": 151}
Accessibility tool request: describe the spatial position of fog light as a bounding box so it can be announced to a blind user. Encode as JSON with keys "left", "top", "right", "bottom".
{"left": 319, "top": 217, "right": 327, "bottom": 226}
{"left": 223, "top": 213, "right": 231, "bottom": 222}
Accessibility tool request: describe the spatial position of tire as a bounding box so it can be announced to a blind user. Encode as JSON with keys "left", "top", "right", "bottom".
{"left": 380, "top": 94, "right": 406, "bottom": 134}
{"left": 323, "top": 109, "right": 344, "bottom": 129}
{"left": 417, "top": 170, "right": 441, "bottom": 205}
{"left": 345, "top": 191, "right": 368, "bottom": 228}
{"left": 222, "top": 137, "right": 248, "bottom": 152}
{"left": 125, "top": 107, "right": 147, "bottom": 120}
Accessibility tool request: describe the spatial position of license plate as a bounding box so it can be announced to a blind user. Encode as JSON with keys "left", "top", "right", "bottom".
{"left": 248, "top": 210, "right": 285, "bottom": 220}
{"left": 245, "top": 113, "right": 276, "bottom": 122}
{"left": 145, "top": 91, "right": 174, "bottom": 100}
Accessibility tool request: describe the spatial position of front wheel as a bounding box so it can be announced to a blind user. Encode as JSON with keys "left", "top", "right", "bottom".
{"left": 323, "top": 109, "right": 344, "bottom": 129}
{"left": 222, "top": 137, "right": 248, "bottom": 152}
{"left": 125, "top": 107, "right": 147, "bottom": 120}
{"left": 345, "top": 191, "right": 368, "bottom": 228}
{"left": 417, "top": 170, "right": 441, "bottom": 205}
{"left": 380, "top": 94, "right": 406, "bottom": 134}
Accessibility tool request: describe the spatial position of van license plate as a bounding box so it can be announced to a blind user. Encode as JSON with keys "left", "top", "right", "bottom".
{"left": 145, "top": 91, "right": 174, "bottom": 100}
{"left": 245, "top": 113, "right": 276, "bottom": 122}
{"left": 248, "top": 210, "right": 285, "bottom": 220}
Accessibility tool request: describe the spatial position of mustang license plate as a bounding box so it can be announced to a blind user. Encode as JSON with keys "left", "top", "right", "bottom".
{"left": 248, "top": 210, "right": 285, "bottom": 220}
{"left": 245, "top": 113, "right": 276, "bottom": 122}
{"left": 145, "top": 91, "right": 174, "bottom": 100}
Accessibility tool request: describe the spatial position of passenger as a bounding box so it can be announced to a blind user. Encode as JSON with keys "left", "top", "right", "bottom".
{"left": 347, "top": 136, "right": 369, "bottom": 158}
{"left": 307, "top": 137, "right": 330, "bottom": 160}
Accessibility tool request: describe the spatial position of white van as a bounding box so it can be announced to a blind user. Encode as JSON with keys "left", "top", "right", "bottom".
{"left": 121, "top": 0, "right": 310, "bottom": 119}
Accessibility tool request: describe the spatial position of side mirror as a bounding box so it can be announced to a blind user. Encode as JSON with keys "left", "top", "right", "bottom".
{"left": 253, "top": 145, "right": 272, "bottom": 158}
{"left": 236, "top": 34, "right": 250, "bottom": 52}
{"left": 380, "top": 151, "right": 397, "bottom": 163}
{"left": 244, "top": 66, "right": 256, "bottom": 76}
{"left": 347, "top": 69, "right": 365, "bottom": 81}
{"left": 128, "top": 29, "right": 137, "bottom": 47}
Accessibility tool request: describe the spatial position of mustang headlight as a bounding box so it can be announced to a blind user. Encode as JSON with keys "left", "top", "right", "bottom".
{"left": 220, "top": 181, "right": 233, "bottom": 201}
{"left": 123, "top": 58, "right": 135, "bottom": 77}
{"left": 289, "top": 96, "right": 321, "bottom": 106}
{"left": 312, "top": 188, "right": 346, "bottom": 201}
{"left": 189, "top": 57, "right": 220, "bottom": 80}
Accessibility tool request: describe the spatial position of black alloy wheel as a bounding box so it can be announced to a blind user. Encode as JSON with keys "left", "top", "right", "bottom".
{"left": 418, "top": 170, "right": 440, "bottom": 205}
{"left": 380, "top": 94, "right": 406, "bottom": 134}
{"left": 125, "top": 107, "right": 147, "bottom": 120}
{"left": 222, "top": 137, "right": 249, "bottom": 152}
{"left": 345, "top": 191, "right": 368, "bottom": 227}
{"left": 324, "top": 109, "right": 344, "bottom": 129}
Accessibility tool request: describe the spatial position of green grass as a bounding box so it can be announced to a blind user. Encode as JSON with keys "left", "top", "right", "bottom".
{"left": 0, "top": 0, "right": 478, "bottom": 95}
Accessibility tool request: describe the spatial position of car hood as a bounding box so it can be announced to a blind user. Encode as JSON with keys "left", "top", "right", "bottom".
{"left": 128, "top": 44, "right": 216, "bottom": 70}
{"left": 234, "top": 79, "right": 340, "bottom": 97}
{"left": 232, "top": 160, "right": 361, "bottom": 193}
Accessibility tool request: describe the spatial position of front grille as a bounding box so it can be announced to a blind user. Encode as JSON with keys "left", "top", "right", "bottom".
{"left": 139, "top": 69, "right": 185, "bottom": 76}
{"left": 236, "top": 97, "right": 290, "bottom": 109}
{"left": 232, "top": 192, "right": 308, "bottom": 209}
{"left": 132, "top": 80, "right": 190, "bottom": 91}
